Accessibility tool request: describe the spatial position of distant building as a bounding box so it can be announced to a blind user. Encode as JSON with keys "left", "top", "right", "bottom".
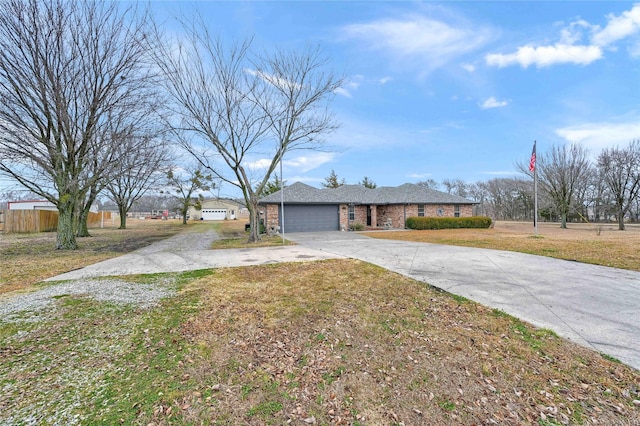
{"left": 7, "top": 200, "right": 98, "bottom": 213}
{"left": 188, "top": 198, "right": 248, "bottom": 221}
{"left": 7, "top": 200, "right": 57, "bottom": 211}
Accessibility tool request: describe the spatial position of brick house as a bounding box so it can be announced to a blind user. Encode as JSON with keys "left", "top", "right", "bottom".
{"left": 259, "top": 182, "right": 475, "bottom": 233}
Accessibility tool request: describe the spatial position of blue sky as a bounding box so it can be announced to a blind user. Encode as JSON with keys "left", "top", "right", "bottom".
{"left": 3, "top": 1, "right": 639, "bottom": 198}
{"left": 169, "top": 1, "right": 639, "bottom": 195}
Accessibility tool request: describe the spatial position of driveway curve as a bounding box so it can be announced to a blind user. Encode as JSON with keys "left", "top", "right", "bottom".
{"left": 285, "top": 232, "right": 640, "bottom": 372}
{"left": 46, "top": 229, "right": 640, "bottom": 371}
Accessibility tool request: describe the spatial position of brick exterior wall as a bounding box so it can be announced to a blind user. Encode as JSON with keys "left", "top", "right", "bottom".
{"left": 262, "top": 203, "right": 473, "bottom": 231}
{"left": 264, "top": 204, "right": 279, "bottom": 230}
{"left": 375, "top": 205, "right": 405, "bottom": 228}
{"left": 339, "top": 205, "right": 348, "bottom": 231}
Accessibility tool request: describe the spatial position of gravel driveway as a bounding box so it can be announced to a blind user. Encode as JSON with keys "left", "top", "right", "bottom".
{"left": 0, "top": 229, "right": 221, "bottom": 321}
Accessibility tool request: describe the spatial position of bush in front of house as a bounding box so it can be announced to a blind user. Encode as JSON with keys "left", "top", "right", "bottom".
{"left": 349, "top": 222, "right": 365, "bottom": 231}
{"left": 406, "top": 216, "right": 492, "bottom": 230}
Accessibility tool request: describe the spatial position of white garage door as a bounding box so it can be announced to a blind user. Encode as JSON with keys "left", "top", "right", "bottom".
{"left": 201, "top": 209, "right": 227, "bottom": 220}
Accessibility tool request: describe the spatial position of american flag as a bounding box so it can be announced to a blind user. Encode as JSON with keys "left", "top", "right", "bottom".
{"left": 529, "top": 141, "right": 536, "bottom": 172}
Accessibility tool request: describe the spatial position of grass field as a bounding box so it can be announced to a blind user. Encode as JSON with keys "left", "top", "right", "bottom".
{"left": 1, "top": 220, "right": 639, "bottom": 424}
{"left": 0, "top": 218, "right": 185, "bottom": 295}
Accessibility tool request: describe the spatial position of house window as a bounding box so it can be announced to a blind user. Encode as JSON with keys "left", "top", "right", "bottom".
{"left": 418, "top": 204, "right": 425, "bottom": 217}
{"left": 348, "top": 205, "right": 355, "bottom": 221}
{"left": 437, "top": 207, "right": 444, "bottom": 217}
{"left": 454, "top": 205, "right": 460, "bottom": 217}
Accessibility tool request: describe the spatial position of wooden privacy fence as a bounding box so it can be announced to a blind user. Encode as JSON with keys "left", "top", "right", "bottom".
{"left": 0, "top": 210, "right": 112, "bottom": 233}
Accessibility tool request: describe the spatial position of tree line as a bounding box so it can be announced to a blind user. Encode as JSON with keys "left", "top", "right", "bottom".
{"left": 297, "top": 141, "right": 640, "bottom": 231}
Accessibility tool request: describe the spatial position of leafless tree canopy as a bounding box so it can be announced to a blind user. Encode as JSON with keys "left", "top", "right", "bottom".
{"left": 0, "top": 0, "right": 159, "bottom": 248}
{"left": 154, "top": 18, "right": 342, "bottom": 242}
{"left": 516, "top": 143, "right": 591, "bottom": 228}
{"left": 597, "top": 140, "right": 640, "bottom": 230}
{"left": 106, "top": 133, "right": 171, "bottom": 229}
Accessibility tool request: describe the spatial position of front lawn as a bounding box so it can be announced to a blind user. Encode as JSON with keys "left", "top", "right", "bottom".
{"left": 1, "top": 261, "right": 638, "bottom": 424}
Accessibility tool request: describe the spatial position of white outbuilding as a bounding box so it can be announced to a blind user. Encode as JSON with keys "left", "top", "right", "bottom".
{"left": 188, "top": 198, "right": 247, "bottom": 221}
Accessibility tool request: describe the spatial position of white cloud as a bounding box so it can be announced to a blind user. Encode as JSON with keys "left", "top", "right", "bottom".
{"left": 284, "top": 152, "right": 336, "bottom": 173}
{"left": 591, "top": 3, "right": 640, "bottom": 47}
{"left": 334, "top": 75, "right": 365, "bottom": 97}
{"left": 246, "top": 152, "right": 336, "bottom": 174}
{"left": 246, "top": 158, "right": 272, "bottom": 171}
{"left": 378, "top": 76, "right": 393, "bottom": 85}
{"left": 334, "top": 87, "right": 352, "bottom": 98}
{"left": 244, "top": 68, "right": 302, "bottom": 90}
{"left": 407, "top": 173, "right": 432, "bottom": 179}
{"left": 479, "top": 96, "right": 508, "bottom": 109}
{"left": 555, "top": 119, "right": 640, "bottom": 152}
{"left": 486, "top": 4, "right": 640, "bottom": 69}
{"left": 460, "top": 63, "right": 475, "bottom": 72}
{"left": 342, "top": 14, "right": 495, "bottom": 74}
{"left": 559, "top": 19, "right": 593, "bottom": 45}
{"left": 486, "top": 44, "right": 602, "bottom": 68}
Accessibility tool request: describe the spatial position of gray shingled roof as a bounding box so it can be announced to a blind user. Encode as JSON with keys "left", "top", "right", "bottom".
{"left": 259, "top": 182, "right": 474, "bottom": 205}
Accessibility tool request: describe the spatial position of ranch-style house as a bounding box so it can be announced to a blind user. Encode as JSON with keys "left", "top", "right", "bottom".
{"left": 259, "top": 182, "right": 475, "bottom": 233}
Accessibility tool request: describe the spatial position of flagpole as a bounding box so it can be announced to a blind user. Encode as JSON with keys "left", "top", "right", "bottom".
{"left": 533, "top": 140, "right": 538, "bottom": 236}
{"left": 534, "top": 161, "right": 538, "bottom": 236}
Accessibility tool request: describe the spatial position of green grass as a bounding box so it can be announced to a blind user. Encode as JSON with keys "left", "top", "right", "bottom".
{"left": 601, "top": 353, "right": 622, "bottom": 364}
{"left": 0, "top": 270, "right": 203, "bottom": 425}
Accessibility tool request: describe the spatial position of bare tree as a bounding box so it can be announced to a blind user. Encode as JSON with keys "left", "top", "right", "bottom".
{"left": 520, "top": 143, "right": 592, "bottom": 228}
{"left": 597, "top": 140, "right": 640, "bottom": 230}
{"left": 442, "top": 178, "right": 468, "bottom": 197}
{"left": 75, "top": 99, "right": 168, "bottom": 237}
{"left": 106, "top": 133, "right": 171, "bottom": 229}
{"left": 467, "top": 182, "right": 489, "bottom": 216}
{"left": 164, "top": 168, "right": 213, "bottom": 225}
{"left": 583, "top": 167, "right": 613, "bottom": 222}
{"left": 154, "top": 20, "right": 342, "bottom": 242}
{"left": 416, "top": 179, "right": 440, "bottom": 190}
{"left": 0, "top": 0, "right": 156, "bottom": 249}
{"left": 419, "top": 179, "right": 440, "bottom": 190}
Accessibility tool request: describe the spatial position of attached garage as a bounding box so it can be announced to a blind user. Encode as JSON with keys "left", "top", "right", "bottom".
{"left": 201, "top": 209, "right": 227, "bottom": 221}
{"left": 280, "top": 204, "right": 339, "bottom": 232}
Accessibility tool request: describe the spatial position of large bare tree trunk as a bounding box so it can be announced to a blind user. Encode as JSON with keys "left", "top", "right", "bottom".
{"left": 118, "top": 204, "right": 128, "bottom": 229}
{"left": 56, "top": 198, "right": 78, "bottom": 250}
{"left": 617, "top": 210, "right": 625, "bottom": 231}
{"left": 247, "top": 198, "right": 261, "bottom": 243}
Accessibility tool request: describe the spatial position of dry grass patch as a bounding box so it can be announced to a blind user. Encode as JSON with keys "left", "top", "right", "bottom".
{"left": 211, "top": 219, "right": 294, "bottom": 249}
{"left": 171, "top": 260, "right": 639, "bottom": 425}
{"left": 365, "top": 221, "right": 640, "bottom": 271}
{"left": 0, "top": 219, "right": 184, "bottom": 295}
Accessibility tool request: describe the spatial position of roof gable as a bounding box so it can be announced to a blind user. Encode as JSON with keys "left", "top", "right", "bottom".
{"left": 260, "top": 182, "right": 475, "bottom": 205}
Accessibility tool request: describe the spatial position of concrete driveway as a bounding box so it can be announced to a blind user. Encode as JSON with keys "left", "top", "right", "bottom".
{"left": 284, "top": 231, "right": 640, "bottom": 371}
{"left": 47, "top": 229, "right": 640, "bottom": 371}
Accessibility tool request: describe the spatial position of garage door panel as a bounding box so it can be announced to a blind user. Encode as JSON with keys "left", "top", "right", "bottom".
{"left": 281, "top": 205, "right": 338, "bottom": 232}
{"left": 202, "top": 209, "right": 226, "bottom": 220}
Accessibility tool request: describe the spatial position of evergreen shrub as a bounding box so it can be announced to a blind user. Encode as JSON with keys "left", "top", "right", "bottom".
{"left": 406, "top": 216, "right": 492, "bottom": 230}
